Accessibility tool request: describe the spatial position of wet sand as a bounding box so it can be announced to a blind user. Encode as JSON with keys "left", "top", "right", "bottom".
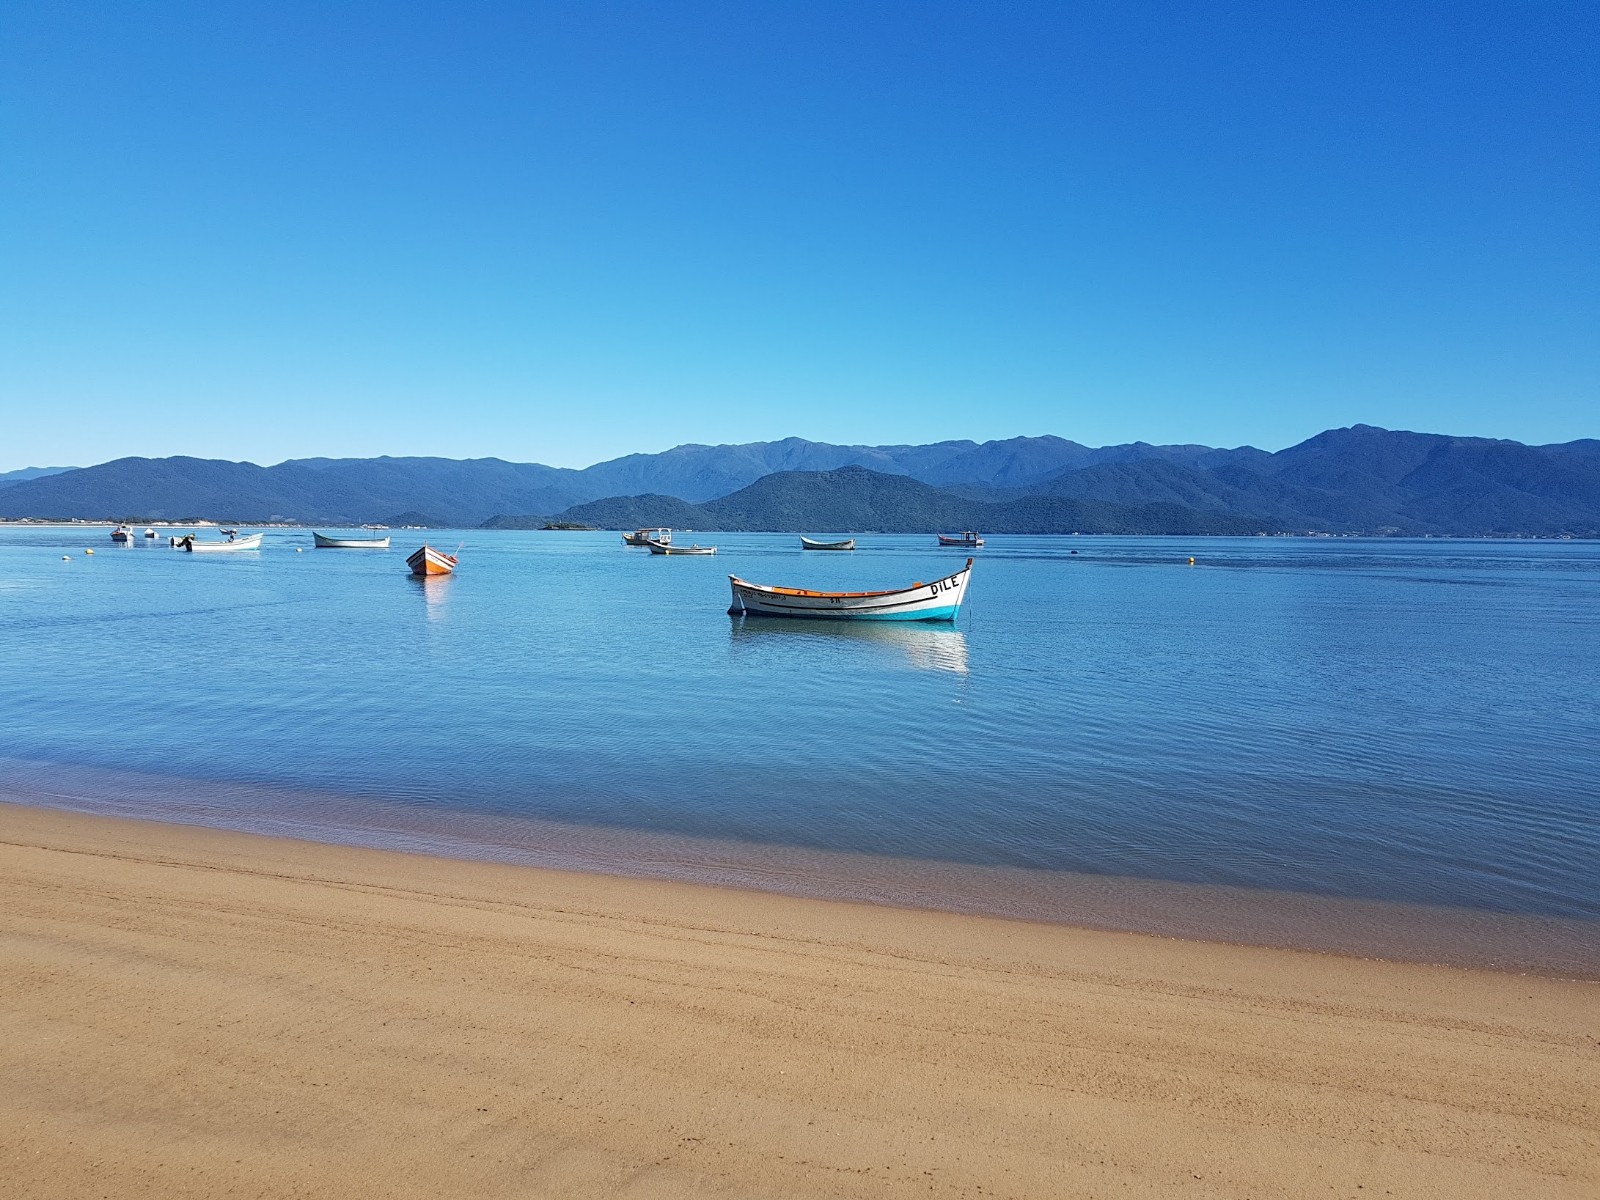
{"left": 2, "top": 803, "right": 1595, "bottom": 1199}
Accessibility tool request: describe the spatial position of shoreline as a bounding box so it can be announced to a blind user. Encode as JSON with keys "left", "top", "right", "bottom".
{"left": 3, "top": 756, "right": 1598, "bottom": 980}
{"left": 3, "top": 801, "right": 1596, "bottom": 1198}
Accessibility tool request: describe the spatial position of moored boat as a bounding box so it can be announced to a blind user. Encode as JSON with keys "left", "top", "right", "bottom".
{"left": 729, "top": 558, "right": 973, "bottom": 622}
{"left": 183, "top": 533, "right": 263, "bottom": 552}
{"left": 647, "top": 539, "right": 716, "bottom": 555}
{"left": 623, "top": 528, "right": 672, "bottom": 546}
{"left": 800, "top": 536, "right": 856, "bottom": 551}
{"left": 314, "top": 531, "right": 392, "bottom": 548}
{"left": 110, "top": 524, "right": 133, "bottom": 543}
{"left": 937, "top": 531, "right": 984, "bottom": 547}
{"left": 143, "top": 528, "right": 156, "bottom": 539}
{"left": 407, "top": 544, "right": 458, "bottom": 575}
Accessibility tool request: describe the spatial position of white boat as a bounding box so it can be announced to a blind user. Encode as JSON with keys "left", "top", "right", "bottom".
{"left": 800, "top": 536, "right": 856, "bottom": 551}
{"left": 182, "top": 533, "right": 263, "bottom": 552}
{"left": 728, "top": 558, "right": 973, "bottom": 622}
{"left": 313, "top": 531, "right": 392, "bottom": 548}
{"left": 937, "top": 531, "right": 984, "bottom": 547}
{"left": 623, "top": 528, "right": 672, "bottom": 546}
{"left": 648, "top": 540, "right": 716, "bottom": 555}
{"left": 143, "top": 528, "right": 156, "bottom": 539}
{"left": 110, "top": 524, "right": 133, "bottom": 543}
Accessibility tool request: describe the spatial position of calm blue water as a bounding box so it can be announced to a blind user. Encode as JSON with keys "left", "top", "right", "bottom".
{"left": 3, "top": 527, "right": 1598, "bottom": 959}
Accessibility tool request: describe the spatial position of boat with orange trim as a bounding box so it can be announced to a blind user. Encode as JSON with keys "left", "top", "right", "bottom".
{"left": 407, "top": 544, "right": 458, "bottom": 576}
{"left": 728, "top": 558, "right": 973, "bottom": 622}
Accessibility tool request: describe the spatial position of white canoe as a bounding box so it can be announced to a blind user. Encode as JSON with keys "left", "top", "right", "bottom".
{"left": 648, "top": 540, "right": 716, "bottom": 555}
{"left": 729, "top": 558, "right": 972, "bottom": 622}
{"left": 800, "top": 536, "right": 856, "bottom": 551}
{"left": 314, "top": 532, "right": 392, "bottom": 548}
{"left": 184, "top": 533, "right": 263, "bottom": 552}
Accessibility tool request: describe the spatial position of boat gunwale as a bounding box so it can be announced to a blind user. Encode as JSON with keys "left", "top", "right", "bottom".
{"left": 728, "top": 559, "right": 971, "bottom": 600}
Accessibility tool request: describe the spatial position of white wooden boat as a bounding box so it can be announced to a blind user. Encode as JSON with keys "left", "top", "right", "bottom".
{"left": 648, "top": 539, "right": 716, "bottom": 555}
{"left": 729, "top": 558, "right": 973, "bottom": 622}
{"left": 623, "top": 528, "right": 672, "bottom": 546}
{"left": 183, "top": 533, "right": 263, "bottom": 552}
{"left": 110, "top": 524, "right": 133, "bottom": 543}
{"left": 800, "top": 536, "right": 856, "bottom": 551}
{"left": 937, "top": 531, "right": 984, "bottom": 547}
{"left": 314, "top": 531, "right": 392, "bottom": 548}
{"left": 407, "top": 544, "right": 457, "bottom": 575}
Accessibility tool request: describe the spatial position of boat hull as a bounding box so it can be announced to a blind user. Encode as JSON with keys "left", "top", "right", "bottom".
{"left": 937, "top": 533, "right": 984, "bottom": 547}
{"left": 729, "top": 559, "right": 972, "bottom": 622}
{"left": 623, "top": 529, "right": 672, "bottom": 546}
{"left": 648, "top": 540, "right": 715, "bottom": 555}
{"left": 407, "top": 545, "right": 457, "bottom": 575}
{"left": 800, "top": 537, "right": 856, "bottom": 550}
{"left": 314, "top": 532, "right": 392, "bottom": 548}
{"left": 184, "top": 534, "right": 263, "bottom": 552}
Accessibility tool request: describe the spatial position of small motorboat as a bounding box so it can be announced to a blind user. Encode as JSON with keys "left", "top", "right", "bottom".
{"left": 143, "top": 528, "right": 156, "bottom": 539}
{"left": 407, "top": 544, "right": 458, "bottom": 575}
{"left": 110, "top": 524, "right": 133, "bottom": 543}
{"left": 800, "top": 536, "right": 856, "bottom": 551}
{"left": 183, "top": 533, "right": 264, "bottom": 552}
{"left": 314, "top": 531, "right": 392, "bottom": 548}
{"left": 729, "top": 558, "right": 973, "bottom": 622}
{"left": 623, "top": 528, "right": 672, "bottom": 546}
{"left": 937, "top": 531, "right": 984, "bottom": 547}
{"left": 647, "top": 540, "right": 715, "bottom": 555}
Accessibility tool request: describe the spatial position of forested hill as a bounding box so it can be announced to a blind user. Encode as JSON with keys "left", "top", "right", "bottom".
{"left": 528, "top": 467, "right": 1267, "bottom": 535}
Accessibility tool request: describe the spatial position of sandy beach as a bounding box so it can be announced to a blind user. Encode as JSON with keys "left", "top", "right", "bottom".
{"left": 1, "top": 804, "right": 1594, "bottom": 1199}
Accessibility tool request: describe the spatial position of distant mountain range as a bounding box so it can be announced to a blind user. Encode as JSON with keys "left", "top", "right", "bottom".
{"left": 0, "top": 466, "right": 76, "bottom": 488}
{"left": 1, "top": 426, "right": 1595, "bottom": 535}
{"left": 486, "top": 466, "right": 1265, "bottom": 535}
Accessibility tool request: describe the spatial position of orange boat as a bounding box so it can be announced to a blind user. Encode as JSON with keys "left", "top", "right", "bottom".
{"left": 406, "top": 544, "right": 457, "bottom": 576}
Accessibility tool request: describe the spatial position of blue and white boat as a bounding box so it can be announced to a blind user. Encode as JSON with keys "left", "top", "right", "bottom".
{"left": 728, "top": 558, "right": 972, "bottom": 622}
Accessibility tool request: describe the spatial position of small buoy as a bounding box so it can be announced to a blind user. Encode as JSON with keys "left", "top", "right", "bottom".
{"left": 296, "top": 547, "right": 303, "bottom": 553}
{"left": 85, "top": 549, "right": 94, "bottom": 555}
{"left": 62, "top": 555, "right": 70, "bottom": 561}
{"left": 1188, "top": 556, "right": 1195, "bottom": 565}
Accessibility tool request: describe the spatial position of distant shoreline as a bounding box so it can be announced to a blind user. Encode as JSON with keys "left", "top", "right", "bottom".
{"left": 0, "top": 520, "right": 1591, "bottom": 539}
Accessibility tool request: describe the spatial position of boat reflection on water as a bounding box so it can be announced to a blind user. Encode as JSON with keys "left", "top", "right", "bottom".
{"left": 729, "top": 616, "right": 969, "bottom": 675}
{"left": 411, "top": 573, "right": 452, "bottom": 621}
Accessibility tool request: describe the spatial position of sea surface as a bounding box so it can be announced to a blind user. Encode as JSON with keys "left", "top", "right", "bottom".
{"left": 3, "top": 527, "right": 1597, "bottom": 974}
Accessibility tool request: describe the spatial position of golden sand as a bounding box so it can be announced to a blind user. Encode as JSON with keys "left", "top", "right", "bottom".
{"left": 2, "top": 803, "right": 1595, "bottom": 1198}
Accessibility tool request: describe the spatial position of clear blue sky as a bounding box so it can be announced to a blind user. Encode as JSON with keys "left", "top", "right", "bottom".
{"left": 1, "top": 1, "right": 1594, "bottom": 471}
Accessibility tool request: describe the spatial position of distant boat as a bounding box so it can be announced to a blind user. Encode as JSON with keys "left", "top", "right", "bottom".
{"left": 647, "top": 540, "right": 716, "bottom": 555}
{"left": 623, "top": 528, "right": 672, "bottom": 546}
{"left": 183, "top": 533, "right": 263, "bottom": 552}
{"left": 142, "top": 528, "right": 156, "bottom": 539}
{"left": 729, "top": 558, "right": 973, "bottom": 622}
{"left": 313, "top": 531, "right": 392, "bottom": 548}
{"left": 110, "top": 524, "right": 132, "bottom": 543}
{"left": 800, "top": 536, "right": 856, "bottom": 551}
{"left": 220, "top": 528, "right": 239, "bottom": 537}
{"left": 937, "top": 531, "right": 984, "bottom": 547}
{"left": 407, "top": 544, "right": 457, "bottom": 576}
